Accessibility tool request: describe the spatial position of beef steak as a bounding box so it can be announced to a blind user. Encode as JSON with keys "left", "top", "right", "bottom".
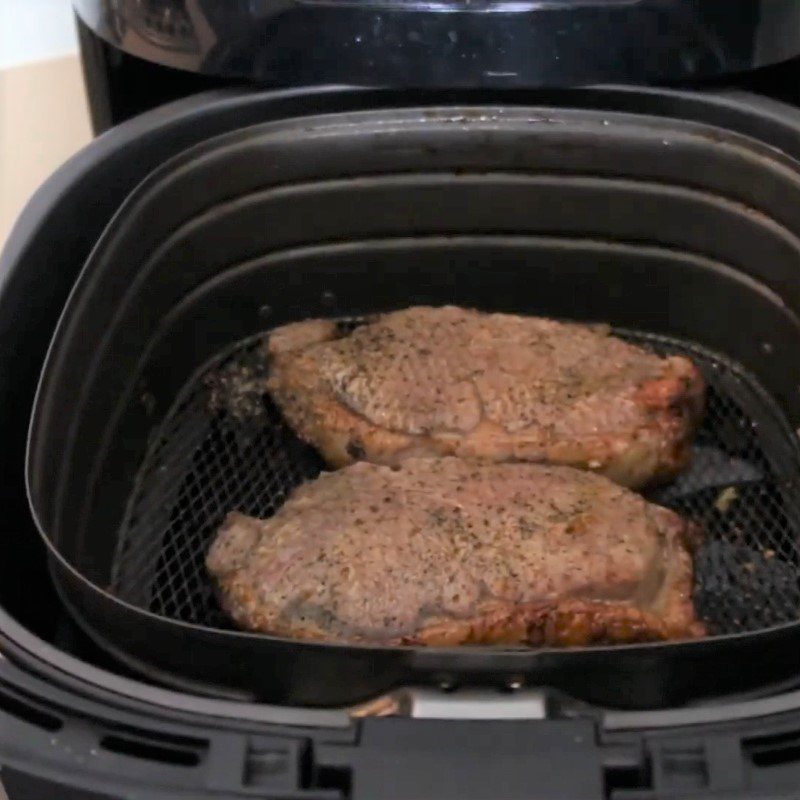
{"left": 266, "top": 306, "right": 704, "bottom": 488}
{"left": 207, "top": 458, "right": 703, "bottom": 645}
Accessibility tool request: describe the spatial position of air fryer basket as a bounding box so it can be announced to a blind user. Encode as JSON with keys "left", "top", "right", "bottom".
{"left": 111, "top": 327, "right": 800, "bottom": 639}
{"left": 27, "top": 105, "right": 800, "bottom": 708}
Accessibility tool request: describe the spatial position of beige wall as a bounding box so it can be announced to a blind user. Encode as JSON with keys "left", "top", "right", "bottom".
{"left": 0, "top": 54, "right": 92, "bottom": 246}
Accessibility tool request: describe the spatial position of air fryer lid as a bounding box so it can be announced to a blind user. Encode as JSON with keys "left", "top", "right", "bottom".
{"left": 27, "top": 103, "right": 800, "bottom": 708}
{"left": 72, "top": 0, "right": 800, "bottom": 88}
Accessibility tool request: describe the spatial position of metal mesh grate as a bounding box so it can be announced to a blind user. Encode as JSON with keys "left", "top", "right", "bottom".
{"left": 110, "top": 326, "right": 800, "bottom": 637}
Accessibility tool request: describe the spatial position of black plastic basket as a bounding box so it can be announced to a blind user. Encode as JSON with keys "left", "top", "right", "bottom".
{"left": 26, "top": 102, "right": 800, "bottom": 708}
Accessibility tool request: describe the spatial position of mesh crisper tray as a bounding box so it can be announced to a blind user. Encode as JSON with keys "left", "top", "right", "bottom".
{"left": 110, "top": 327, "right": 800, "bottom": 637}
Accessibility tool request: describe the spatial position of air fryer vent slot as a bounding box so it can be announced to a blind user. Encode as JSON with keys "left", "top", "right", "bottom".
{"left": 99, "top": 730, "right": 206, "bottom": 767}
{"left": 745, "top": 730, "right": 800, "bottom": 768}
{"left": 0, "top": 688, "right": 63, "bottom": 732}
{"left": 313, "top": 764, "right": 353, "bottom": 795}
{"left": 604, "top": 762, "right": 651, "bottom": 798}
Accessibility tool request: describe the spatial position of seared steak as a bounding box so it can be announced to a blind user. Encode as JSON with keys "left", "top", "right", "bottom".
{"left": 266, "top": 306, "right": 704, "bottom": 488}
{"left": 207, "top": 459, "right": 703, "bottom": 646}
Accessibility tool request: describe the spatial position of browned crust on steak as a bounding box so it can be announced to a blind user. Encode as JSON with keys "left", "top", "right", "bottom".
{"left": 266, "top": 307, "right": 705, "bottom": 488}
{"left": 402, "top": 600, "right": 703, "bottom": 647}
{"left": 207, "top": 459, "right": 704, "bottom": 646}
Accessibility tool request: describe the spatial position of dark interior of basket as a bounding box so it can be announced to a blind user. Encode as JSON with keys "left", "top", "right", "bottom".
{"left": 109, "top": 323, "right": 800, "bottom": 638}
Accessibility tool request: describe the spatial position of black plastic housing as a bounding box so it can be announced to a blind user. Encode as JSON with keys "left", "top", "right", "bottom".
{"left": 72, "top": 0, "right": 800, "bottom": 89}
{"left": 25, "top": 97, "right": 800, "bottom": 708}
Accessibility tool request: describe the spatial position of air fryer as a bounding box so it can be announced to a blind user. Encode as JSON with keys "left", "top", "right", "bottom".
{"left": 6, "top": 2, "right": 800, "bottom": 799}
